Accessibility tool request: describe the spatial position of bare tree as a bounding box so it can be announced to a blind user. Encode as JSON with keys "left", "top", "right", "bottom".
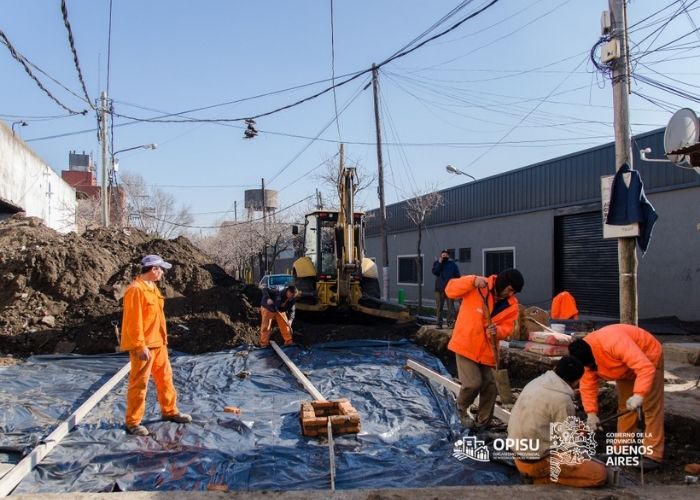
{"left": 316, "top": 151, "right": 376, "bottom": 210}
{"left": 120, "top": 172, "right": 194, "bottom": 238}
{"left": 405, "top": 188, "right": 444, "bottom": 311}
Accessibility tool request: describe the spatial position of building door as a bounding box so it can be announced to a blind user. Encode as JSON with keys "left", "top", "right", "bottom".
{"left": 554, "top": 211, "right": 619, "bottom": 317}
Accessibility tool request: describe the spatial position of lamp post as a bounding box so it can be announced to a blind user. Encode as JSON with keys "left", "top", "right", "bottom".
{"left": 11, "top": 121, "right": 28, "bottom": 136}
{"left": 445, "top": 164, "right": 476, "bottom": 181}
{"left": 102, "top": 142, "right": 157, "bottom": 227}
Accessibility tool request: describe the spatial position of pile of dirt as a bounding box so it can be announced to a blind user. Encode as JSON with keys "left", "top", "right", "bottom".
{"left": 0, "top": 214, "right": 258, "bottom": 356}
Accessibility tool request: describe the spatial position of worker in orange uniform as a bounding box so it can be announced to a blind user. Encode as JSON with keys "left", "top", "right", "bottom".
{"left": 508, "top": 356, "right": 607, "bottom": 487}
{"left": 259, "top": 285, "right": 294, "bottom": 347}
{"left": 446, "top": 268, "right": 524, "bottom": 429}
{"left": 551, "top": 291, "right": 579, "bottom": 320}
{"left": 568, "top": 324, "right": 664, "bottom": 469}
{"left": 120, "top": 255, "right": 192, "bottom": 436}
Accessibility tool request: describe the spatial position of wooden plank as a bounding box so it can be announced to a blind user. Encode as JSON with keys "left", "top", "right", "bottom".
{"left": 405, "top": 359, "right": 510, "bottom": 424}
{"left": 270, "top": 341, "right": 326, "bottom": 401}
{"left": 0, "top": 361, "right": 131, "bottom": 497}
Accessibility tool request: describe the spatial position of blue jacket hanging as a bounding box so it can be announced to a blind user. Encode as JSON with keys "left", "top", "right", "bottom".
{"left": 606, "top": 162, "right": 658, "bottom": 254}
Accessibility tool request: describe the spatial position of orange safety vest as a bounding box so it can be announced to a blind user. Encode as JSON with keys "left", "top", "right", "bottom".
{"left": 579, "top": 324, "right": 662, "bottom": 414}
{"left": 445, "top": 275, "right": 519, "bottom": 367}
{"left": 120, "top": 277, "right": 168, "bottom": 351}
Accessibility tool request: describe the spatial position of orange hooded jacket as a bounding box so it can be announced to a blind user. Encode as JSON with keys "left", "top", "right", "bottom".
{"left": 445, "top": 274, "right": 519, "bottom": 367}
{"left": 551, "top": 291, "right": 579, "bottom": 320}
{"left": 579, "top": 324, "right": 662, "bottom": 414}
{"left": 120, "top": 277, "right": 168, "bottom": 351}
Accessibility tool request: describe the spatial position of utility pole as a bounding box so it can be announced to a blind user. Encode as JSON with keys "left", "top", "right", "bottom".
{"left": 609, "top": 0, "right": 637, "bottom": 325}
{"left": 100, "top": 91, "right": 110, "bottom": 227}
{"left": 234, "top": 200, "right": 237, "bottom": 221}
{"left": 372, "top": 63, "right": 390, "bottom": 301}
{"left": 262, "top": 177, "right": 267, "bottom": 275}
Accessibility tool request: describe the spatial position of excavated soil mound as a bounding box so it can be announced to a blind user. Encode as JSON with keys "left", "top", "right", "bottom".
{"left": 0, "top": 215, "right": 419, "bottom": 357}
{"left": 0, "top": 215, "right": 258, "bottom": 356}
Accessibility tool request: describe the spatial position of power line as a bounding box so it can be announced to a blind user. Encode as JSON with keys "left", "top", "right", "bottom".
{"left": 139, "top": 194, "right": 315, "bottom": 229}
{"left": 267, "top": 77, "right": 370, "bottom": 185}
{"left": 329, "top": 0, "right": 341, "bottom": 140}
{"left": 108, "top": 0, "right": 501, "bottom": 125}
{"left": 60, "top": 0, "right": 93, "bottom": 108}
{"left": 0, "top": 30, "right": 87, "bottom": 115}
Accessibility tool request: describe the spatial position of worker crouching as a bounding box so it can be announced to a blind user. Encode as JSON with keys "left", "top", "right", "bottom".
{"left": 259, "top": 285, "right": 295, "bottom": 347}
{"left": 507, "top": 356, "right": 607, "bottom": 487}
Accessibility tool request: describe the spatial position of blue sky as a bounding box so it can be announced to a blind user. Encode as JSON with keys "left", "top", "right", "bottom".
{"left": 2, "top": 0, "right": 699, "bottom": 231}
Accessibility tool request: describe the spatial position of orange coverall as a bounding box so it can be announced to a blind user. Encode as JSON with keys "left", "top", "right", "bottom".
{"left": 579, "top": 324, "right": 664, "bottom": 461}
{"left": 120, "top": 277, "right": 179, "bottom": 426}
{"left": 551, "top": 291, "right": 579, "bottom": 320}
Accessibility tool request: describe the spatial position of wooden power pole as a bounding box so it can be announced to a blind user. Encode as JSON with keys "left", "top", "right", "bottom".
{"left": 372, "top": 63, "right": 390, "bottom": 301}
{"left": 100, "top": 91, "right": 110, "bottom": 227}
{"left": 609, "top": 0, "right": 638, "bottom": 325}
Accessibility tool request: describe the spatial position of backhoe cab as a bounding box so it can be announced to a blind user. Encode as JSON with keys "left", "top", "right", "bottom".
{"left": 292, "top": 166, "right": 410, "bottom": 322}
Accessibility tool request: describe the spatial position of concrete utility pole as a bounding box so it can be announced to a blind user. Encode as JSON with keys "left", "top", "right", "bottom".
{"left": 100, "top": 92, "right": 110, "bottom": 227}
{"left": 609, "top": 0, "right": 637, "bottom": 325}
{"left": 372, "top": 64, "right": 390, "bottom": 301}
{"left": 262, "top": 177, "right": 267, "bottom": 274}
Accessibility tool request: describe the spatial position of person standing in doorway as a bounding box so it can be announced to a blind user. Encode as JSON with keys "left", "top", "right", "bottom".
{"left": 432, "top": 249, "right": 460, "bottom": 328}
{"left": 120, "top": 255, "right": 192, "bottom": 436}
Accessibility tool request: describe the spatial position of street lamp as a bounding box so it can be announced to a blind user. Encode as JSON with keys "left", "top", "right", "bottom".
{"left": 102, "top": 143, "right": 157, "bottom": 227}
{"left": 11, "top": 120, "right": 28, "bottom": 136}
{"left": 445, "top": 164, "right": 476, "bottom": 181}
{"left": 112, "top": 143, "right": 157, "bottom": 175}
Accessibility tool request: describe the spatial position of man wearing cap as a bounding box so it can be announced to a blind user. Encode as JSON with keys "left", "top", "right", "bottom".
{"left": 507, "top": 356, "right": 607, "bottom": 487}
{"left": 568, "top": 324, "right": 664, "bottom": 469}
{"left": 432, "top": 250, "right": 461, "bottom": 329}
{"left": 120, "top": 254, "right": 192, "bottom": 436}
{"left": 446, "top": 268, "right": 524, "bottom": 429}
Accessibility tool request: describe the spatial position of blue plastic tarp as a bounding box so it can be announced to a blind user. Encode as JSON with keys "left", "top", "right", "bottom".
{"left": 0, "top": 340, "right": 519, "bottom": 492}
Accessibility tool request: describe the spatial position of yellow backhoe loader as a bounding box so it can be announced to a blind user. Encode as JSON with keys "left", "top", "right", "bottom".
{"left": 292, "top": 166, "right": 411, "bottom": 322}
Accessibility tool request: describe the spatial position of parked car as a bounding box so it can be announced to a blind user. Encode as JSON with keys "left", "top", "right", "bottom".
{"left": 259, "top": 274, "right": 294, "bottom": 291}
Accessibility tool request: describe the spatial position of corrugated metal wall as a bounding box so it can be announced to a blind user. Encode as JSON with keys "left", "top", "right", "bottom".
{"left": 554, "top": 211, "right": 619, "bottom": 316}
{"left": 367, "top": 128, "right": 699, "bottom": 235}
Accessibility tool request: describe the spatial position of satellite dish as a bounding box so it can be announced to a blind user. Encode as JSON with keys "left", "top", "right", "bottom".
{"left": 664, "top": 108, "right": 699, "bottom": 164}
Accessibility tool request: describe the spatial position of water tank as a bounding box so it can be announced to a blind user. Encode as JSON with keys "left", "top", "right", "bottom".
{"left": 244, "top": 189, "right": 278, "bottom": 211}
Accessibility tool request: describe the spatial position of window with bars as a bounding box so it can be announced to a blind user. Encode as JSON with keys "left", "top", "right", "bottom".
{"left": 397, "top": 255, "right": 423, "bottom": 285}
{"left": 458, "top": 247, "right": 471, "bottom": 262}
{"left": 483, "top": 247, "right": 515, "bottom": 276}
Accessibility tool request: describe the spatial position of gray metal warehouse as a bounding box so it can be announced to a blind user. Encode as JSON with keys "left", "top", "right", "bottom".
{"left": 364, "top": 128, "right": 700, "bottom": 322}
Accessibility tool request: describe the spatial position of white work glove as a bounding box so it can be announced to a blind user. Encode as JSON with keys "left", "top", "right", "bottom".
{"left": 626, "top": 394, "right": 644, "bottom": 411}
{"left": 586, "top": 413, "right": 602, "bottom": 431}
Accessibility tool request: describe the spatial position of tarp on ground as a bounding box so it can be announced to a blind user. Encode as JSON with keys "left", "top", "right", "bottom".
{"left": 0, "top": 340, "right": 519, "bottom": 493}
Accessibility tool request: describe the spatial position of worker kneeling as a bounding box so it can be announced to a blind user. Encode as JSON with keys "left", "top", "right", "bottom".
{"left": 507, "top": 356, "right": 607, "bottom": 487}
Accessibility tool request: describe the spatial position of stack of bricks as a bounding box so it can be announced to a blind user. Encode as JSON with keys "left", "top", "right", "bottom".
{"left": 300, "top": 398, "right": 361, "bottom": 437}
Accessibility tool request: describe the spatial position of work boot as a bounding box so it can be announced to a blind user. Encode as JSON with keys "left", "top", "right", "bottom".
{"left": 459, "top": 413, "right": 475, "bottom": 429}
{"left": 163, "top": 412, "right": 192, "bottom": 424}
{"left": 126, "top": 424, "right": 149, "bottom": 436}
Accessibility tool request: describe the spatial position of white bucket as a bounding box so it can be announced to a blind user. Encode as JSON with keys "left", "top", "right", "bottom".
{"left": 550, "top": 323, "right": 566, "bottom": 334}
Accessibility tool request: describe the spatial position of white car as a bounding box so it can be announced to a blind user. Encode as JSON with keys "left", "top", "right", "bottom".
{"left": 258, "top": 274, "right": 294, "bottom": 291}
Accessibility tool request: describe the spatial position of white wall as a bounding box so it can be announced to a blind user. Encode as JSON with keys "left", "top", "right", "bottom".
{"left": 0, "top": 120, "right": 76, "bottom": 233}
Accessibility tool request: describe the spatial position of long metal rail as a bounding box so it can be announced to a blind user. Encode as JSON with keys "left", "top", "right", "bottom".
{"left": 406, "top": 359, "right": 510, "bottom": 424}
{"left": 0, "top": 361, "right": 131, "bottom": 497}
{"left": 269, "top": 341, "right": 335, "bottom": 489}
